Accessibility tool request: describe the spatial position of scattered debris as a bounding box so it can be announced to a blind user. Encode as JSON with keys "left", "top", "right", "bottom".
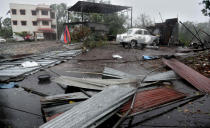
{"left": 0, "top": 50, "right": 82, "bottom": 82}
{"left": 40, "top": 92, "right": 89, "bottom": 105}
{"left": 120, "top": 87, "right": 186, "bottom": 115}
{"left": 142, "top": 55, "right": 160, "bottom": 60}
{"left": 40, "top": 85, "right": 135, "bottom": 128}
{"left": 182, "top": 50, "right": 210, "bottom": 77}
{"left": 143, "top": 70, "right": 179, "bottom": 82}
{"left": 38, "top": 74, "right": 51, "bottom": 82}
{"left": 125, "top": 94, "right": 204, "bottom": 127}
{"left": 112, "top": 54, "right": 123, "bottom": 59}
{"left": 145, "top": 46, "right": 159, "bottom": 50}
{"left": 53, "top": 76, "right": 138, "bottom": 90}
{"left": 21, "top": 61, "right": 39, "bottom": 68}
{"left": 102, "top": 67, "right": 137, "bottom": 79}
{"left": 0, "top": 82, "right": 17, "bottom": 89}
{"left": 163, "top": 58, "right": 210, "bottom": 93}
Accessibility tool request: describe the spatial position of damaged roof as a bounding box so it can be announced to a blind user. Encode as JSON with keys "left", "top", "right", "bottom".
{"left": 68, "top": 1, "right": 131, "bottom": 14}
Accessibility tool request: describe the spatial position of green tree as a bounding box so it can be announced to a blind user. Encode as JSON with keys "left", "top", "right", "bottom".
{"left": 103, "top": 13, "right": 127, "bottom": 36}
{"left": 2, "top": 18, "right": 11, "bottom": 28}
{"left": 178, "top": 21, "right": 210, "bottom": 45}
{"left": 134, "top": 14, "right": 154, "bottom": 28}
{"left": 0, "top": 17, "right": 2, "bottom": 29}
{"left": 0, "top": 18, "right": 12, "bottom": 38}
{"left": 201, "top": 0, "right": 210, "bottom": 16}
{"left": 50, "top": 3, "right": 68, "bottom": 39}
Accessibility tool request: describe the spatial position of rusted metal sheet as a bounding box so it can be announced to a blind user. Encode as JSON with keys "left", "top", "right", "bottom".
{"left": 39, "top": 85, "right": 135, "bottom": 128}
{"left": 162, "top": 58, "right": 210, "bottom": 93}
{"left": 121, "top": 87, "right": 186, "bottom": 114}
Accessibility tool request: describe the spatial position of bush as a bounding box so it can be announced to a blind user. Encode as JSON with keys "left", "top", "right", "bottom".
{"left": 14, "top": 32, "right": 31, "bottom": 37}
{"left": 83, "top": 40, "right": 108, "bottom": 49}
{"left": 0, "top": 27, "right": 12, "bottom": 38}
{"left": 71, "top": 26, "right": 91, "bottom": 42}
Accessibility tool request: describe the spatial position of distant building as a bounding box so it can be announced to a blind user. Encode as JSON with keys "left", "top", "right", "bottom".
{"left": 9, "top": 3, "right": 57, "bottom": 40}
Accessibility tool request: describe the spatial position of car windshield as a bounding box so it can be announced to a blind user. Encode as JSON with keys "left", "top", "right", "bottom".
{"left": 127, "top": 29, "right": 133, "bottom": 34}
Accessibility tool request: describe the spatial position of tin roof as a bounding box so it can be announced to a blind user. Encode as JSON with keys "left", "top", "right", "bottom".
{"left": 163, "top": 58, "right": 210, "bottom": 93}
{"left": 68, "top": 1, "right": 131, "bottom": 14}
{"left": 121, "top": 87, "right": 186, "bottom": 114}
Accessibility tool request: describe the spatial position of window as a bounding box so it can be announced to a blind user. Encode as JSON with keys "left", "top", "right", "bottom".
{"left": 13, "top": 20, "right": 17, "bottom": 25}
{"left": 51, "top": 25, "right": 56, "bottom": 29}
{"left": 144, "top": 30, "right": 149, "bottom": 35}
{"left": 42, "top": 21, "right": 49, "bottom": 25}
{"left": 41, "top": 10, "right": 48, "bottom": 15}
{"left": 21, "top": 21, "right": 27, "bottom": 26}
{"left": 136, "top": 30, "right": 143, "bottom": 35}
{"left": 31, "top": 10, "right": 36, "bottom": 15}
{"left": 50, "top": 12, "right": 55, "bottom": 19}
{"left": 20, "top": 9, "right": 26, "bottom": 15}
{"left": 32, "top": 21, "right": 37, "bottom": 26}
{"left": 11, "top": 9, "right": 16, "bottom": 15}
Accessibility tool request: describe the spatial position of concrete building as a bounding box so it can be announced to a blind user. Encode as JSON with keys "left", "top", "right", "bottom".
{"left": 9, "top": 3, "right": 57, "bottom": 40}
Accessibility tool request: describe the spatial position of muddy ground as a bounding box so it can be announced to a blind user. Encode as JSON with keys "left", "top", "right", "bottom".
{"left": 0, "top": 41, "right": 210, "bottom": 128}
{"left": 0, "top": 41, "right": 66, "bottom": 56}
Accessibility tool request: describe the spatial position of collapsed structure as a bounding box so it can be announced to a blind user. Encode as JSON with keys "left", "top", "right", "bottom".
{"left": 147, "top": 18, "right": 179, "bottom": 45}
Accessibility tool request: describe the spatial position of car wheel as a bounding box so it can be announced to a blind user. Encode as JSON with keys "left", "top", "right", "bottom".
{"left": 130, "top": 40, "right": 136, "bottom": 48}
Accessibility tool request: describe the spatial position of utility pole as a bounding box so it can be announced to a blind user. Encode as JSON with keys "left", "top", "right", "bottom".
{"left": 131, "top": 7, "right": 133, "bottom": 28}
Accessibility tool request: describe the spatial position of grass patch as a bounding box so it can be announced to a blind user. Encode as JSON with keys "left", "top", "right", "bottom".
{"left": 83, "top": 40, "right": 108, "bottom": 49}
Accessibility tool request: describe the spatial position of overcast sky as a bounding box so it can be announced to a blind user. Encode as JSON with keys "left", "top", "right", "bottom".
{"left": 0, "top": 0, "right": 209, "bottom": 23}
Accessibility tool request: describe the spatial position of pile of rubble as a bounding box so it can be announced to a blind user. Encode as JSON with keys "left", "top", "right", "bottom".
{"left": 38, "top": 57, "right": 209, "bottom": 128}
{"left": 0, "top": 46, "right": 210, "bottom": 127}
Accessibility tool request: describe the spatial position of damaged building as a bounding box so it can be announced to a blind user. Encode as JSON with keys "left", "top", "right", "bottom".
{"left": 147, "top": 18, "right": 179, "bottom": 45}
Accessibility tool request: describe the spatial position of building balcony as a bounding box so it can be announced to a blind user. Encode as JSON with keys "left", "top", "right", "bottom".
{"left": 37, "top": 18, "right": 52, "bottom": 21}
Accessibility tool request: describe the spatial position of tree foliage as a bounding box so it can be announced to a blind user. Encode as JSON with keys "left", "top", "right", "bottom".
{"left": 134, "top": 14, "right": 154, "bottom": 28}
{"left": 103, "top": 13, "right": 127, "bottom": 36}
{"left": 50, "top": 3, "right": 68, "bottom": 38}
{"left": 2, "top": 18, "right": 11, "bottom": 28}
{"left": 0, "top": 18, "right": 12, "bottom": 38}
{"left": 201, "top": 0, "right": 210, "bottom": 16}
{"left": 179, "top": 21, "right": 210, "bottom": 45}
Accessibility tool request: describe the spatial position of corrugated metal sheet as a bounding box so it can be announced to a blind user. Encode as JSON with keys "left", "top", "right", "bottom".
{"left": 102, "top": 67, "right": 137, "bottom": 79}
{"left": 53, "top": 76, "right": 138, "bottom": 90}
{"left": 121, "top": 87, "right": 186, "bottom": 114}
{"left": 162, "top": 58, "right": 210, "bottom": 93}
{"left": 41, "top": 92, "right": 89, "bottom": 103}
{"left": 144, "top": 70, "right": 179, "bottom": 82}
{"left": 43, "top": 102, "right": 82, "bottom": 118}
{"left": 0, "top": 50, "right": 82, "bottom": 82}
{"left": 39, "top": 85, "right": 135, "bottom": 128}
